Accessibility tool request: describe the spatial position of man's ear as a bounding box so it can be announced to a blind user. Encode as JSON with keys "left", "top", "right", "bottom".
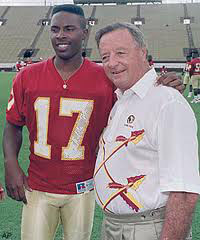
{"left": 82, "top": 28, "right": 88, "bottom": 40}
{"left": 141, "top": 47, "right": 147, "bottom": 60}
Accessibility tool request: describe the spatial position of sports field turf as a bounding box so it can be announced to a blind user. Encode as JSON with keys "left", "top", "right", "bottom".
{"left": 0, "top": 71, "right": 200, "bottom": 240}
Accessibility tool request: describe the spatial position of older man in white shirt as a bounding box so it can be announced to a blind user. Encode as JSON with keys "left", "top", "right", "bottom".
{"left": 94, "top": 22, "right": 200, "bottom": 240}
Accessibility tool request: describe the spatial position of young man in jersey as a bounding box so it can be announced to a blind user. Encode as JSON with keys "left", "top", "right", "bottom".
{"left": 15, "top": 60, "right": 21, "bottom": 72}
{"left": 94, "top": 22, "right": 200, "bottom": 240}
{"left": 160, "top": 65, "right": 168, "bottom": 75}
{"left": 190, "top": 51, "right": 200, "bottom": 103}
{"left": 3, "top": 5, "right": 113, "bottom": 240}
{"left": 183, "top": 55, "right": 192, "bottom": 98}
{"left": 3, "top": 4, "right": 185, "bottom": 240}
{"left": 15, "top": 59, "right": 25, "bottom": 72}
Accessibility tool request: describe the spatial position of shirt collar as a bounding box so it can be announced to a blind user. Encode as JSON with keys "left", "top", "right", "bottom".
{"left": 115, "top": 68, "right": 157, "bottom": 100}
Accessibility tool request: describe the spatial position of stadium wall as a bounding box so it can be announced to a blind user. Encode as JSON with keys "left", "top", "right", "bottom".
{"left": 0, "top": 0, "right": 74, "bottom": 6}
{"left": 0, "top": 61, "right": 185, "bottom": 72}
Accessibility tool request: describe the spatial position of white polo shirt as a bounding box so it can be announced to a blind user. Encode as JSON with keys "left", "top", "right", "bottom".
{"left": 94, "top": 68, "right": 200, "bottom": 215}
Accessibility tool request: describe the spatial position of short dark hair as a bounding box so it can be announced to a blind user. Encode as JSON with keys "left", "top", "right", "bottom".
{"left": 52, "top": 4, "right": 84, "bottom": 17}
{"left": 51, "top": 4, "right": 86, "bottom": 29}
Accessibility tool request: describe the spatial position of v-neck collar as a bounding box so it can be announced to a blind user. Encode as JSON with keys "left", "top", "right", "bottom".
{"left": 50, "top": 56, "right": 86, "bottom": 83}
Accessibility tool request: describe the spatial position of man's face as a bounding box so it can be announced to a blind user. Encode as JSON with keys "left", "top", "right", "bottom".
{"left": 50, "top": 11, "right": 87, "bottom": 61}
{"left": 99, "top": 29, "right": 148, "bottom": 92}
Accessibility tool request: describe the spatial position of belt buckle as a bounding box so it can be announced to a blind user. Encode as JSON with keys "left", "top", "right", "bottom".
{"left": 141, "top": 214, "right": 146, "bottom": 220}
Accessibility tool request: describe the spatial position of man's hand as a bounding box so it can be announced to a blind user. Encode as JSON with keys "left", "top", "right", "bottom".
{"left": 5, "top": 163, "right": 32, "bottom": 204}
{"left": 157, "top": 72, "right": 185, "bottom": 94}
{"left": 3, "top": 121, "right": 32, "bottom": 204}
{"left": 0, "top": 182, "right": 5, "bottom": 201}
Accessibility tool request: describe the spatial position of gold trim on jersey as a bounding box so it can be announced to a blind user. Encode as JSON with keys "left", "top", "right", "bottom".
{"left": 7, "top": 88, "right": 14, "bottom": 111}
{"left": 59, "top": 98, "right": 94, "bottom": 161}
{"left": 34, "top": 97, "right": 51, "bottom": 159}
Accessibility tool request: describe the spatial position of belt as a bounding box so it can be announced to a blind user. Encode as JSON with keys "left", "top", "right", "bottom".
{"left": 104, "top": 207, "right": 165, "bottom": 223}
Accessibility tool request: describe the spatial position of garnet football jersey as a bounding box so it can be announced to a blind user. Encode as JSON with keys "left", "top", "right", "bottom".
{"left": 184, "top": 61, "right": 191, "bottom": 73}
{"left": 190, "top": 58, "right": 200, "bottom": 76}
{"left": 6, "top": 58, "right": 114, "bottom": 194}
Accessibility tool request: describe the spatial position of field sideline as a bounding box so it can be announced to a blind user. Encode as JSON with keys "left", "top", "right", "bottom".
{"left": 0, "top": 72, "right": 200, "bottom": 240}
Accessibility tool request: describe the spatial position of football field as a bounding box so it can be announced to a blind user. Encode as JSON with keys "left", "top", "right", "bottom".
{"left": 0, "top": 72, "right": 200, "bottom": 240}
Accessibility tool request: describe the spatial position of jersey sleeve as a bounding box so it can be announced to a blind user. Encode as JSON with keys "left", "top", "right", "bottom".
{"left": 157, "top": 100, "right": 200, "bottom": 194}
{"left": 6, "top": 72, "right": 26, "bottom": 126}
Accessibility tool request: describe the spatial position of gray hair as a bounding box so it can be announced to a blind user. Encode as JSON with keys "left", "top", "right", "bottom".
{"left": 95, "top": 22, "right": 146, "bottom": 49}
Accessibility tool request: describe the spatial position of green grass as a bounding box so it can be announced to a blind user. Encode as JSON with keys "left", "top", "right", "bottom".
{"left": 0, "top": 72, "right": 200, "bottom": 240}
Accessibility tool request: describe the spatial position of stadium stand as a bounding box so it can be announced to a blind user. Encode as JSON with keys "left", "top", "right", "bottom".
{"left": 0, "top": 3, "right": 199, "bottom": 67}
{"left": 87, "top": 5, "right": 138, "bottom": 61}
{"left": 31, "top": 6, "right": 54, "bottom": 60}
{"left": 141, "top": 4, "right": 188, "bottom": 61}
{"left": 187, "top": 3, "right": 200, "bottom": 54}
{"left": 0, "top": 6, "right": 8, "bottom": 17}
{"left": 34, "top": 25, "right": 54, "bottom": 60}
{"left": 74, "top": 0, "right": 162, "bottom": 4}
{"left": 0, "top": 6, "right": 49, "bottom": 63}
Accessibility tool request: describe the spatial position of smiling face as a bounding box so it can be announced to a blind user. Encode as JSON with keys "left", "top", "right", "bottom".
{"left": 50, "top": 11, "right": 87, "bottom": 62}
{"left": 99, "top": 28, "right": 150, "bottom": 92}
